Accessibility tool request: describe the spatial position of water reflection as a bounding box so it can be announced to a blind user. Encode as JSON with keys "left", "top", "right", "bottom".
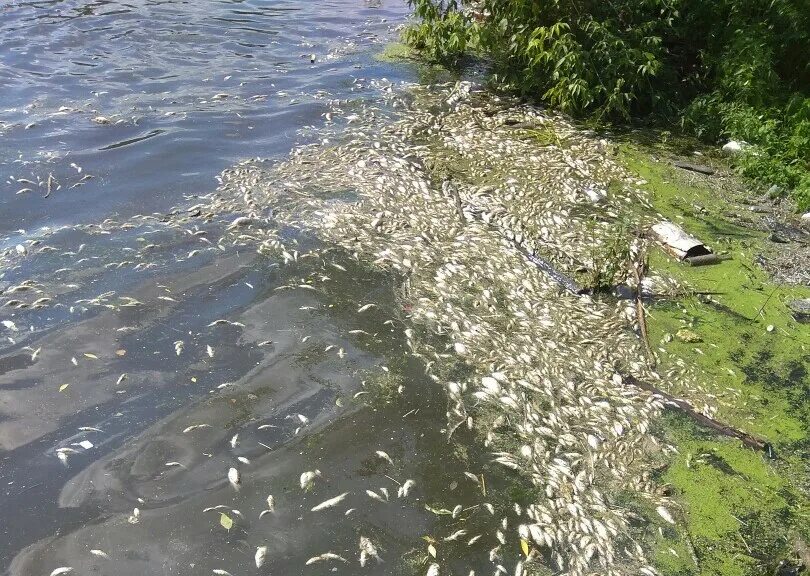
{"left": 0, "top": 0, "right": 425, "bottom": 571}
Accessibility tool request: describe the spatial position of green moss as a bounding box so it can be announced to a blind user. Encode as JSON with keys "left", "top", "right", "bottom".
{"left": 375, "top": 42, "right": 417, "bottom": 62}
{"left": 657, "top": 415, "right": 801, "bottom": 575}
{"left": 617, "top": 143, "right": 810, "bottom": 575}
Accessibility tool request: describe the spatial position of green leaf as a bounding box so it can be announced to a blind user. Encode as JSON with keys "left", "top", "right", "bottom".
{"left": 219, "top": 513, "right": 233, "bottom": 530}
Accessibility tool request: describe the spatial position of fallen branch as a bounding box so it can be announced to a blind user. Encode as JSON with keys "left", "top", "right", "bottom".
{"left": 456, "top": 188, "right": 585, "bottom": 295}
{"left": 673, "top": 161, "right": 715, "bottom": 176}
{"left": 623, "top": 373, "right": 775, "bottom": 457}
{"left": 632, "top": 250, "right": 657, "bottom": 368}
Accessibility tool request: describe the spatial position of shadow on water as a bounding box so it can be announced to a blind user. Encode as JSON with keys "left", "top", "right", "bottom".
{"left": 2, "top": 238, "right": 506, "bottom": 575}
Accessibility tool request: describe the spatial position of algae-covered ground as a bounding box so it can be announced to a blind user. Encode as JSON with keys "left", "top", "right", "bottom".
{"left": 618, "top": 145, "right": 810, "bottom": 575}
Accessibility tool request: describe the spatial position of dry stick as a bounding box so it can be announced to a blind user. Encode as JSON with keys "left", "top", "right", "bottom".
{"left": 627, "top": 244, "right": 773, "bottom": 454}
{"left": 753, "top": 287, "right": 778, "bottom": 322}
{"left": 623, "top": 373, "right": 774, "bottom": 456}
{"left": 632, "top": 251, "right": 657, "bottom": 368}
{"left": 449, "top": 181, "right": 465, "bottom": 226}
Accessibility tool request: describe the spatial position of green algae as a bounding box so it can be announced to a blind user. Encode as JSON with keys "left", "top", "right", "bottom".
{"left": 617, "top": 144, "right": 810, "bottom": 575}
{"left": 375, "top": 42, "right": 418, "bottom": 62}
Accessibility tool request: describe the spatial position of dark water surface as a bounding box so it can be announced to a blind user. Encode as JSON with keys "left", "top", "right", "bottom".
{"left": 0, "top": 2, "right": 491, "bottom": 574}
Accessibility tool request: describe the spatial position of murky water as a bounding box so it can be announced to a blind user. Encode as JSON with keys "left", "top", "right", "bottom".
{"left": 0, "top": 1, "right": 480, "bottom": 573}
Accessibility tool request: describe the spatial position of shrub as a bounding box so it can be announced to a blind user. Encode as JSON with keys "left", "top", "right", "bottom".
{"left": 405, "top": 0, "right": 810, "bottom": 209}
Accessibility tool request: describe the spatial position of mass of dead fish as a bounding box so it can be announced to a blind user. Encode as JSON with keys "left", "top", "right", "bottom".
{"left": 1, "top": 81, "right": 715, "bottom": 576}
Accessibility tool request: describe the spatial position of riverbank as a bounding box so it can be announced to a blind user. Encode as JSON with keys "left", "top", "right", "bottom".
{"left": 191, "top": 68, "right": 809, "bottom": 574}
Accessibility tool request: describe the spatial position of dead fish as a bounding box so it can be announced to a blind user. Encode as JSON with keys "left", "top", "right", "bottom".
{"left": 444, "top": 529, "right": 467, "bottom": 541}
{"left": 90, "top": 549, "right": 109, "bottom": 559}
{"left": 656, "top": 506, "right": 675, "bottom": 524}
{"left": 237, "top": 456, "right": 250, "bottom": 465}
{"left": 228, "top": 216, "right": 253, "bottom": 228}
{"left": 50, "top": 569, "right": 73, "bottom": 576}
{"left": 357, "top": 303, "right": 376, "bottom": 313}
{"left": 255, "top": 546, "right": 267, "bottom": 568}
{"left": 127, "top": 507, "right": 140, "bottom": 524}
{"left": 365, "top": 489, "right": 387, "bottom": 503}
{"left": 300, "top": 469, "right": 321, "bottom": 491}
{"left": 227, "top": 467, "right": 240, "bottom": 488}
{"left": 375, "top": 450, "right": 394, "bottom": 466}
{"left": 183, "top": 424, "right": 212, "bottom": 433}
{"left": 311, "top": 492, "right": 349, "bottom": 511}
{"left": 305, "top": 553, "right": 347, "bottom": 565}
{"left": 427, "top": 564, "right": 440, "bottom": 576}
{"left": 212, "top": 570, "right": 233, "bottom": 576}
{"left": 173, "top": 340, "right": 184, "bottom": 355}
{"left": 397, "top": 479, "right": 415, "bottom": 498}
{"left": 230, "top": 434, "right": 239, "bottom": 448}
{"left": 206, "top": 345, "right": 214, "bottom": 357}
{"left": 259, "top": 494, "right": 276, "bottom": 517}
{"left": 359, "top": 536, "right": 382, "bottom": 566}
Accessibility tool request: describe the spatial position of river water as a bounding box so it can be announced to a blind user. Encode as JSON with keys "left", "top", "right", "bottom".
{"left": 0, "top": 1, "right": 468, "bottom": 574}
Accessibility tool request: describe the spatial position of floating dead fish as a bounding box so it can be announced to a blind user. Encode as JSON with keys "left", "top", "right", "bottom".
{"left": 311, "top": 492, "right": 349, "bottom": 511}
{"left": 365, "top": 489, "right": 387, "bottom": 503}
{"left": 397, "top": 479, "right": 415, "bottom": 498}
{"left": 375, "top": 450, "right": 393, "bottom": 466}
{"left": 89, "top": 549, "right": 109, "bottom": 559}
{"left": 300, "top": 469, "right": 321, "bottom": 491}
{"left": 227, "top": 467, "right": 240, "bottom": 488}
{"left": 656, "top": 505, "right": 675, "bottom": 524}
{"left": 255, "top": 546, "right": 267, "bottom": 568}
{"left": 359, "top": 536, "right": 382, "bottom": 566}
{"left": 306, "top": 553, "right": 347, "bottom": 565}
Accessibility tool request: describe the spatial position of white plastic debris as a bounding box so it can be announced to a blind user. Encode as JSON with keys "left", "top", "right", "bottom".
{"left": 721, "top": 140, "right": 747, "bottom": 154}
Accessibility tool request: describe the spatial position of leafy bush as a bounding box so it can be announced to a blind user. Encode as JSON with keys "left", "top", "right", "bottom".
{"left": 405, "top": 0, "right": 810, "bottom": 209}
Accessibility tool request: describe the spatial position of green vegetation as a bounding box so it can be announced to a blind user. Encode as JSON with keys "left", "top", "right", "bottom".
{"left": 618, "top": 146, "right": 810, "bottom": 575}
{"left": 404, "top": 0, "right": 810, "bottom": 209}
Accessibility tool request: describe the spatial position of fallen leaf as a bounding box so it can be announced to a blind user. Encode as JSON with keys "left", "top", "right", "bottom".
{"left": 219, "top": 513, "right": 233, "bottom": 530}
